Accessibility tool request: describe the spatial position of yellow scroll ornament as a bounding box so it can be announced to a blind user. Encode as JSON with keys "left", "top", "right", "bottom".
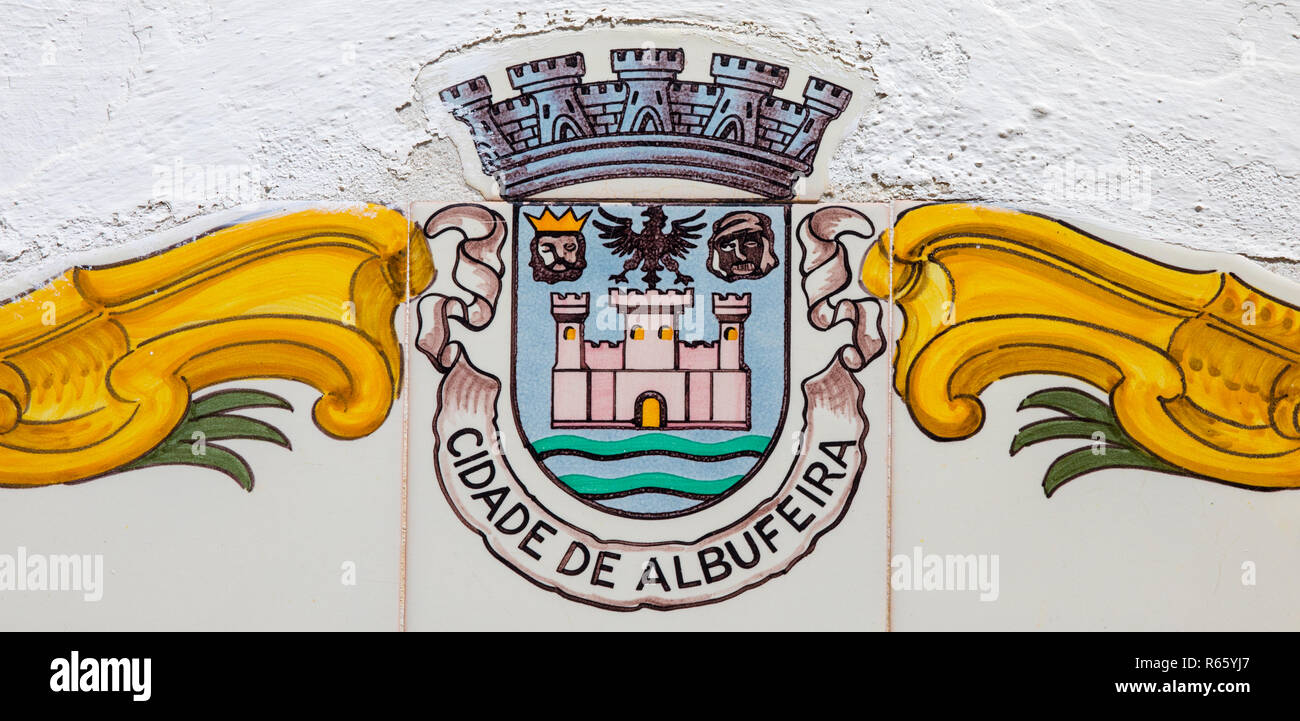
{"left": 862, "top": 202, "right": 1300, "bottom": 489}
{"left": 0, "top": 204, "right": 434, "bottom": 487}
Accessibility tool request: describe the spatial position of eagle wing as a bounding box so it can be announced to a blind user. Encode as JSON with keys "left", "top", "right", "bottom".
{"left": 665, "top": 210, "right": 706, "bottom": 257}
{"left": 593, "top": 208, "right": 637, "bottom": 256}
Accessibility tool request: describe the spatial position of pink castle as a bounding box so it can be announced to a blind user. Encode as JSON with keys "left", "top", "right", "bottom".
{"left": 551, "top": 288, "right": 751, "bottom": 430}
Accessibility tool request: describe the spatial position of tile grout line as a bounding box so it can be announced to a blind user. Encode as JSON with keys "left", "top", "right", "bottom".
{"left": 399, "top": 210, "right": 413, "bottom": 633}
{"left": 884, "top": 200, "right": 895, "bottom": 633}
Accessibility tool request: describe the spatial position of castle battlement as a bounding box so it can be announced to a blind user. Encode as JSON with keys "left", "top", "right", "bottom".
{"left": 551, "top": 292, "right": 590, "bottom": 320}
{"left": 578, "top": 82, "right": 627, "bottom": 99}
{"left": 490, "top": 96, "right": 535, "bottom": 120}
{"left": 712, "top": 292, "right": 752, "bottom": 321}
{"left": 608, "top": 288, "right": 695, "bottom": 310}
{"left": 437, "top": 48, "right": 852, "bottom": 198}
{"left": 439, "top": 77, "right": 492, "bottom": 107}
{"left": 710, "top": 53, "right": 788, "bottom": 90}
{"left": 507, "top": 53, "right": 586, "bottom": 91}
{"left": 803, "top": 77, "right": 853, "bottom": 114}
{"left": 611, "top": 48, "right": 684, "bottom": 76}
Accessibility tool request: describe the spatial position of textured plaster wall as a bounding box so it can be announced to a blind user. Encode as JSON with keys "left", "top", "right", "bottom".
{"left": 1, "top": 0, "right": 1298, "bottom": 281}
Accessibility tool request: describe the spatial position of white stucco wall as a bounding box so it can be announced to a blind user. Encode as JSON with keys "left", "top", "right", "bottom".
{"left": 1, "top": 0, "right": 1297, "bottom": 280}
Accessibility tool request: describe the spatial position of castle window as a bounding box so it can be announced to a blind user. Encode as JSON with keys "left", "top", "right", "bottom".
{"left": 658, "top": 326, "right": 673, "bottom": 340}
{"left": 563, "top": 327, "right": 576, "bottom": 340}
{"left": 724, "top": 327, "right": 738, "bottom": 341}
{"left": 631, "top": 325, "right": 645, "bottom": 340}
{"left": 542, "top": 105, "right": 551, "bottom": 119}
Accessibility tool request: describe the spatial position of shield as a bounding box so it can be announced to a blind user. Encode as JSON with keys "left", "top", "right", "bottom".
{"left": 414, "top": 199, "right": 885, "bottom": 610}
{"left": 510, "top": 202, "right": 791, "bottom": 518}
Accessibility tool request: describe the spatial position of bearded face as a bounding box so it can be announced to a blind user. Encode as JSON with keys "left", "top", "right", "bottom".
{"left": 707, "top": 211, "right": 778, "bottom": 282}
{"left": 530, "top": 231, "right": 586, "bottom": 283}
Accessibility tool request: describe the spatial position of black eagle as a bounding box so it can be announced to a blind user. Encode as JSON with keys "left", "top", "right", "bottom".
{"left": 593, "top": 205, "right": 706, "bottom": 289}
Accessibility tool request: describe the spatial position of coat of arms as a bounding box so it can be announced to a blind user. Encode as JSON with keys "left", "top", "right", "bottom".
{"left": 414, "top": 45, "right": 884, "bottom": 609}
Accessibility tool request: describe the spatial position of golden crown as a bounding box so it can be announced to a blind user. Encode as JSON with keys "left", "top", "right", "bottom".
{"left": 524, "top": 207, "right": 591, "bottom": 233}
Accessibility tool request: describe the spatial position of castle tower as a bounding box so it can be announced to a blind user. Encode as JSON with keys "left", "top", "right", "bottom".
{"left": 507, "top": 53, "right": 594, "bottom": 145}
{"left": 783, "top": 77, "right": 852, "bottom": 162}
{"left": 713, "top": 293, "right": 752, "bottom": 370}
{"left": 490, "top": 96, "right": 539, "bottom": 151}
{"left": 612, "top": 288, "right": 693, "bottom": 370}
{"left": 610, "top": 48, "right": 684, "bottom": 133}
{"left": 551, "top": 293, "right": 590, "bottom": 370}
{"left": 439, "top": 76, "right": 510, "bottom": 171}
{"left": 703, "top": 54, "right": 789, "bottom": 145}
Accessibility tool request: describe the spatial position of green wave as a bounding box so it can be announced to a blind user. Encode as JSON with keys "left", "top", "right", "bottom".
{"left": 532, "top": 433, "right": 770, "bottom": 459}
{"left": 557, "top": 472, "right": 746, "bottom": 496}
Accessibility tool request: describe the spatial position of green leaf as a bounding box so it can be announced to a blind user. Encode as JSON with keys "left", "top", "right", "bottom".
{"left": 117, "top": 387, "right": 294, "bottom": 491}
{"left": 1041, "top": 446, "right": 1180, "bottom": 497}
{"left": 1010, "top": 418, "right": 1121, "bottom": 456}
{"left": 177, "top": 414, "right": 291, "bottom": 448}
{"left": 1018, "top": 387, "right": 1115, "bottom": 424}
{"left": 189, "top": 389, "right": 292, "bottom": 418}
{"left": 122, "top": 441, "right": 256, "bottom": 491}
{"left": 1013, "top": 385, "right": 1206, "bottom": 498}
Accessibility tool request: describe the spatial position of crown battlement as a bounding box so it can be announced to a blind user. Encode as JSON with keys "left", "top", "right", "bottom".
{"left": 437, "top": 48, "right": 853, "bottom": 198}
{"left": 802, "top": 77, "right": 852, "bottom": 116}
{"left": 609, "top": 288, "right": 694, "bottom": 310}
{"left": 507, "top": 53, "right": 586, "bottom": 91}
{"left": 490, "top": 95, "right": 535, "bottom": 118}
{"left": 611, "top": 48, "right": 685, "bottom": 77}
{"left": 710, "top": 53, "right": 788, "bottom": 91}
{"left": 440, "top": 76, "right": 493, "bottom": 108}
{"left": 578, "top": 81, "right": 627, "bottom": 100}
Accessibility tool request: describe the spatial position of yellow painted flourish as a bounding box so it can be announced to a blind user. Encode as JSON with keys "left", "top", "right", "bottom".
{"left": 0, "top": 204, "right": 434, "bottom": 487}
{"left": 863, "top": 202, "right": 1300, "bottom": 488}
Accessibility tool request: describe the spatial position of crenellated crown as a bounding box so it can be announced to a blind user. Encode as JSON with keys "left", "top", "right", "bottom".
{"left": 438, "top": 49, "right": 852, "bottom": 199}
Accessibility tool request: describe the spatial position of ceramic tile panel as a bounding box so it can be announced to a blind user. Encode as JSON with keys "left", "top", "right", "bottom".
{"left": 0, "top": 204, "right": 421, "bottom": 630}
{"left": 405, "top": 200, "right": 891, "bottom": 630}
{"left": 873, "top": 200, "right": 1300, "bottom": 630}
{"left": 6, "top": 24, "right": 1300, "bottom": 634}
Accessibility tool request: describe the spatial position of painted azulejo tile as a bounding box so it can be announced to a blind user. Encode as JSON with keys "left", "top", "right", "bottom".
{"left": 867, "top": 201, "right": 1300, "bottom": 630}
{"left": 406, "top": 199, "right": 890, "bottom": 629}
{"left": 406, "top": 33, "right": 888, "bottom": 629}
{"left": 418, "top": 29, "right": 871, "bottom": 203}
{"left": 0, "top": 203, "right": 430, "bottom": 630}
